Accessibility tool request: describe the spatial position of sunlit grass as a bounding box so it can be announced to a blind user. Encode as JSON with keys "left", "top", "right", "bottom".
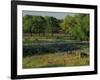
{"left": 23, "top": 34, "right": 74, "bottom": 44}
{"left": 23, "top": 48, "right": 89, "bottom": 68}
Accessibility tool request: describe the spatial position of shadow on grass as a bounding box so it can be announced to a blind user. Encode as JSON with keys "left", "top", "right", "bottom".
{"left": 23, "top": 41, "right": 89, "bottom": 57}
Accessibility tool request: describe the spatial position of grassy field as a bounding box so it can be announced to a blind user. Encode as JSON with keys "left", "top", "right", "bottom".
{"left": 23, "top": 34, "right": 89, "bottom": 68}
{"left": 23, "top": 47, "right": 89, "bottom": 68}
{"left": 23, "top": 34, "right": 74, "bottom": 44}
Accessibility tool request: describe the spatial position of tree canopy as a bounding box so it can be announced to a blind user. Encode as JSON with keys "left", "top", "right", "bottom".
{"left": 23, "top": 14, "right": 90, "bottom": 41}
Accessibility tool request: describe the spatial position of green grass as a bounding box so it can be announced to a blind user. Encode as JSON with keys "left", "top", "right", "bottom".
{"left": 23, "top": 34, "right": 74, "bottom": 44}
{"left": 23, "top": 48, "right": 89, "bottom": 68}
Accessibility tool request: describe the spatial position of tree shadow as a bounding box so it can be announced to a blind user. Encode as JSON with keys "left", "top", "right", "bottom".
{"left": 23, "top": 41, "right": 89, "bottom": 57}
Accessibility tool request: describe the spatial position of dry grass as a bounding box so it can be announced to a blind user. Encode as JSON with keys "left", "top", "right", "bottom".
{"left": 23, "top": 48, "right": 89, "bottom": 68}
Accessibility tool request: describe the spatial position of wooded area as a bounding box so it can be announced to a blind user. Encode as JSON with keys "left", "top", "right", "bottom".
{"left": 23, "top": 14, "right": 89, "bottom": 41}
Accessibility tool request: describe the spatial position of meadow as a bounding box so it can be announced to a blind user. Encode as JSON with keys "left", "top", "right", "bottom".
{"left": 23, "top": 35, "right": 89, "bottom": 68}
{"left": 23, "top": 50, "right": 89, "bottom": 68}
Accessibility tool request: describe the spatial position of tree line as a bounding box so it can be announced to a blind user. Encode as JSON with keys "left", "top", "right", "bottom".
{"left": 23, "top": 14, "right": 89, "bottom": 41}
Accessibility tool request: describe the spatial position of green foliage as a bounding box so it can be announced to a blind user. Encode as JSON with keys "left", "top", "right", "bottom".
{"left": 23, "top": 14, "right": 89, "bottom": 41}
{"left": 60, "top": 15, "right": 73, "bottom": 34}
{"left": 31, "top": 16, "right": 46, "bottom": 35}
{"left": 59, "top": 14, "right": 90, "bottom": 41}
{"left": 23, "top": 15, "right": 33, "bottom": 33}
{"left": 44, "top": 16, "right": 60, "bottom": 34}
{"left": 71, "top": 14, "right": 90, "bottom": 41}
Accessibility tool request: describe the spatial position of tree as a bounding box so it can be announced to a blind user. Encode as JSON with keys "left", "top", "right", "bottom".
{"left": 71, "top": 14, "right": 90, "bottom": 41}
{"left": 60, "top": 15, "right": 74, "bottom": 35}
{"left": 31, "top": 16, "right": 46, "bottom": 35}
{"left": 23, "top": 14, "right": 89, "bottom": 41}
{"left": 45, "top": 16, "right": 60, "bottom": 35}
{"left": 23, "top": 15, "right": 33, "bottom": 35}
{"left": 23, "top": 15, "right": 46, "bottom": 36}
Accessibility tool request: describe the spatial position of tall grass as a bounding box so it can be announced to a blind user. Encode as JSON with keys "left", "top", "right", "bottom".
{"left": 23, "top": 35, "right": 89, "bottom": 68}
{"left": 23, "top": 48, "right": 89, "bottom": 68}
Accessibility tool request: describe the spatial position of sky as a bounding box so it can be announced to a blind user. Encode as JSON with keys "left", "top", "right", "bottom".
{"left": 22, "top": 10, "right": 76, "bottom": 19}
